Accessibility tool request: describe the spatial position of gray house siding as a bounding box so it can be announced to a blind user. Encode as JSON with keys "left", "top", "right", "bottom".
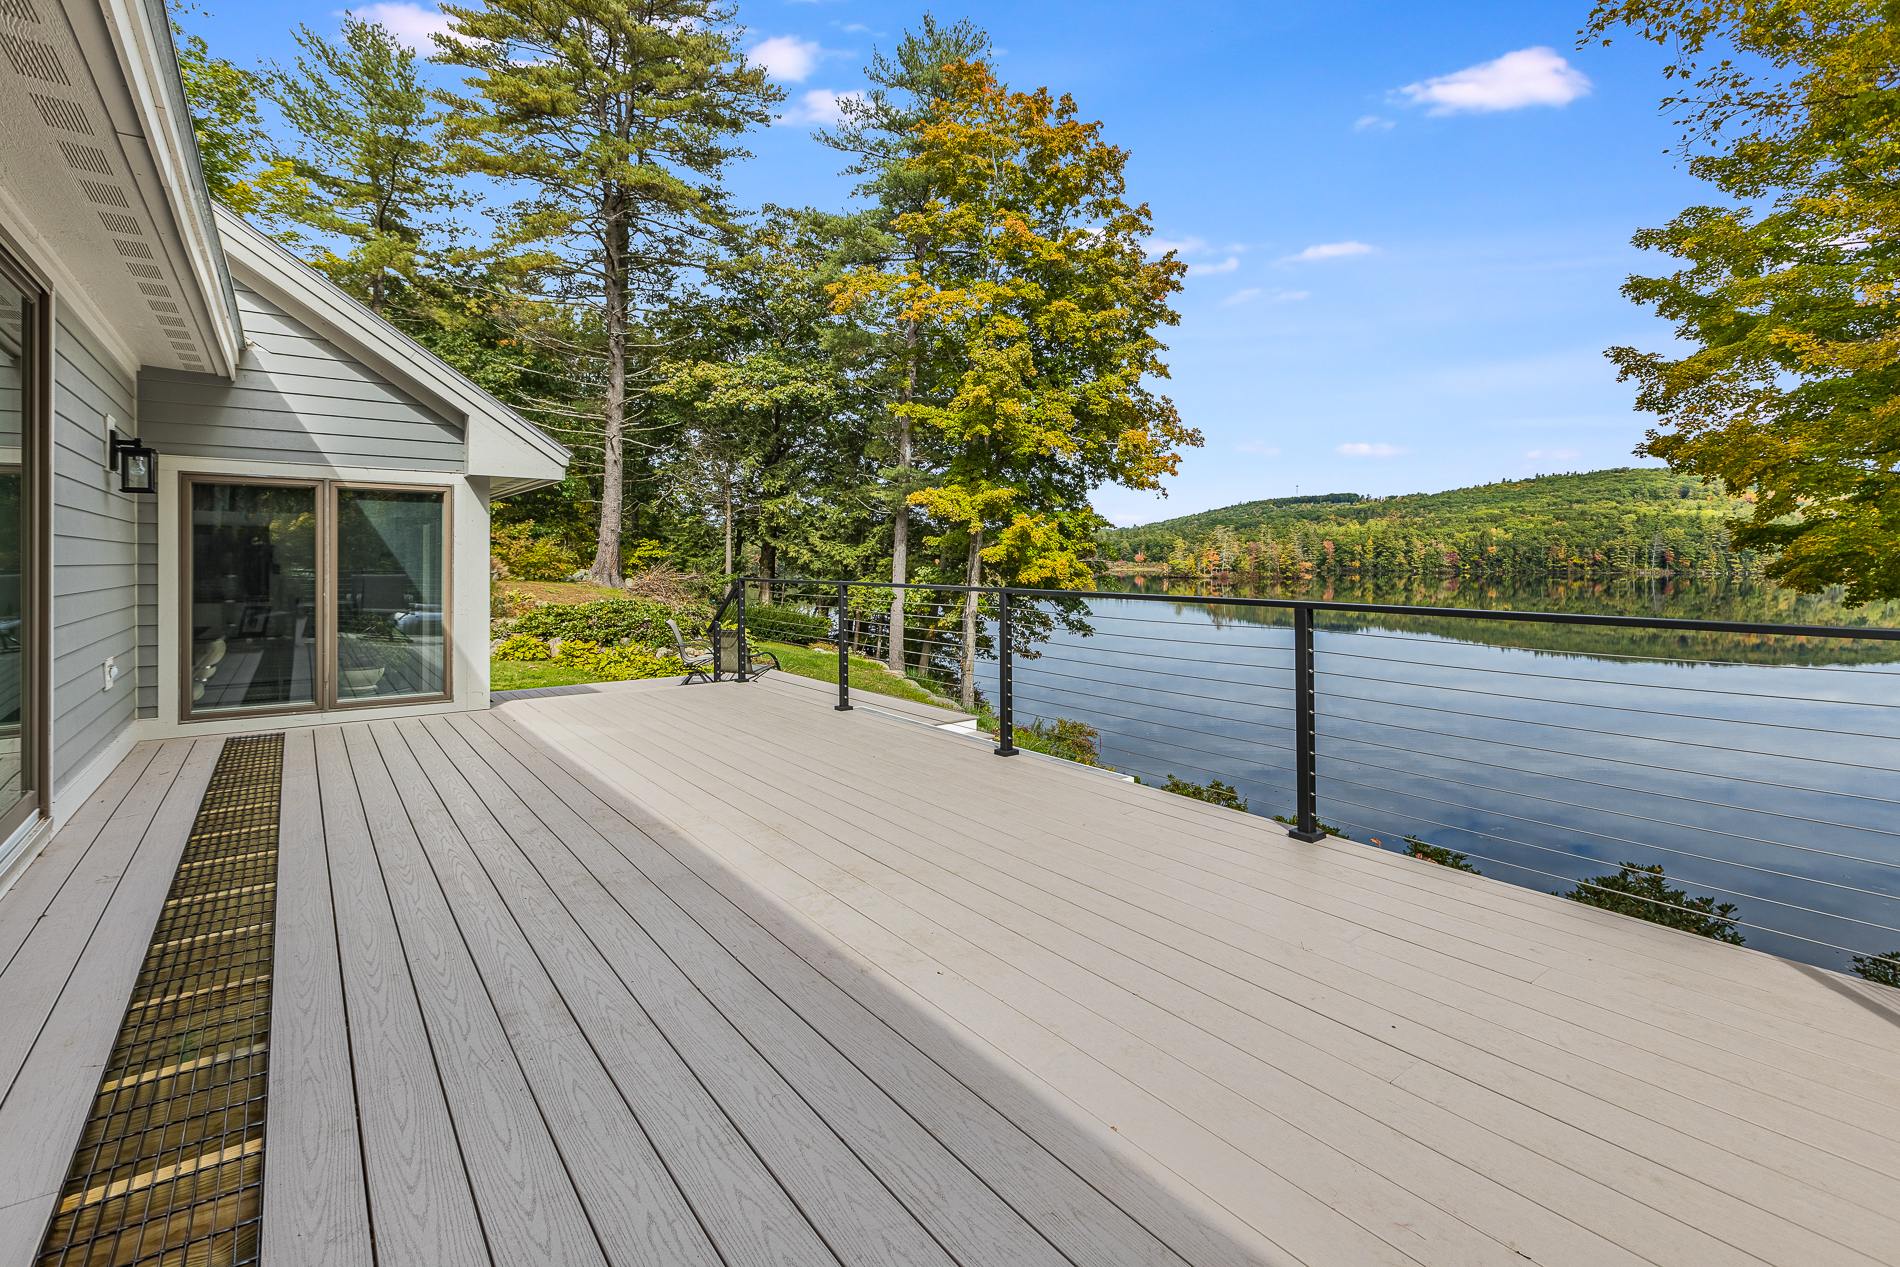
{"left": 51, "top": 310, "right": 139, "bottom": 794}
{"left": 137, "top": 283, "right": 464, "bottom": 470}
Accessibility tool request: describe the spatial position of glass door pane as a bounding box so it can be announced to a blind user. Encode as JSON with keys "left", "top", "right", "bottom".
{"left": 189, "top": 483, "right": 318, "bottom": 712}
{"left": 0, "top": 272, "right": 29, "bottom": 817}
{"left": 335, "top": 487, "right": 446, "bottom": 702}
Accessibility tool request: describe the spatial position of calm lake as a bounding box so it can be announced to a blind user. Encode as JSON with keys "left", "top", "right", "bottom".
{"left": 969, "top": 575, "right": 1900, "bottom": 975}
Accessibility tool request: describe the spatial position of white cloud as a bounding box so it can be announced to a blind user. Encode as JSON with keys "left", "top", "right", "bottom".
{"left": 751, "top": 35, "right": 823, "bottom": 81}
{"left": 1236, "top": 440, "right": 1282, "bottom": 456}
{"left": 345, "top": 2, "right": 453, "bottom": 49}
{"left": 779, "top": 88, "right": 861, "bottom": 124}
{"left": 1189, "top": 256, "right": 1239, "bottom": 275}
{"left": 1285, "top": 241, "right": 1374, "bottom": 263}
{"left": 1224, "top": 287, "right": 1307, "bottom": 305}
{"left": 1525, "top": 449, "right": 1582, "bottom": 461}
{"left": 1144, "top": 235, "right": 1208, "bottom": 257}
{"left": 1399, "top": 47, "right": 1591, "bottom": 115}
{"left": 1354, "top": 115, "right": 1394, "bottom": 132}
{"left": 1337, "top": 442, "right": 1408, "bottom": 457}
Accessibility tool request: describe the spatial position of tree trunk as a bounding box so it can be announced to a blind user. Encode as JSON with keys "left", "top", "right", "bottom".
{"left": 960, "top": 528, "right": 982, "bottom": 712}
{"left": 759, "top": 539, "right": 776, "bottom": 606}
{"left": 888, "top": 319, "right": 917, "bottom": 674}
{"left": 587, "top": 204, "right": 629, "bottom": 589}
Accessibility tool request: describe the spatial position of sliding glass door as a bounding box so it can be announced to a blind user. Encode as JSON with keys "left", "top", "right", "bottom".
{"left": 188, "top": 483, "right": 318, "bottom": 712}
{"left": 184, "top": 479, "right": 450, "bottom": 718}
{"left": 334, "top": 487, "right": 447, "bottom": 702}
{"left": 0, "top": 257, "right": 41, "bottom": 834}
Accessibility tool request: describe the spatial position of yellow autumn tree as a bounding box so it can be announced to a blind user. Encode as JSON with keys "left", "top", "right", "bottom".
{"left": 831, "top": 60, "right": 1201, "bottom": 707}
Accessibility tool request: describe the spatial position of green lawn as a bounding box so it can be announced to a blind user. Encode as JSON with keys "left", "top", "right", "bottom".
{"left": 489, "top": 640, "right": 955, "bottom": 711}
{"left": 757, "top": 641, "right": 956, "bottom": 710}
{"left": 488, "top": 660, "right": 650, "bottom": 691}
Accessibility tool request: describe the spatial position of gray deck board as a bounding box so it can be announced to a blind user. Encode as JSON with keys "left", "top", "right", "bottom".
{"left": 315, "top": 726, "right": 489, "bottom": 1265}
{"left": 493, "top": 676, "right": 1900, "bottom": 1267}
{"left": 263, "top": 729, "right": 372, "bottom": 1267}
{"left": 0, "top": 738, "right": 219, "bottom": 1267}
{"left": 3, "top": 677, "right": 1896, "bottom": 1267}
{"left": 433, "top": 712, "right": 1128, "bottom": 1267}
{"left": 624, "top": 685, "right": 1898, "bottom": 1264}
{"left": 339, "top": 723, "right": 607, "bottom": 1267}
{"left": 0, "top": 742, "right": 160, "bottom": 974}
{"left": 368, "top": 722, "right": 732, "bottom": 1267}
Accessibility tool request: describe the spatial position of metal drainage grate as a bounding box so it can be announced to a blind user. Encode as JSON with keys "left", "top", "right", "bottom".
{"left": 36, "top": 734, "right": 284, "bottom": 1267}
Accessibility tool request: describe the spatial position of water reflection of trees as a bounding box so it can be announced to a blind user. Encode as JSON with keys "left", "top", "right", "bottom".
{"left": 1092, "top": 575, "right": 1900, "bottom": 667}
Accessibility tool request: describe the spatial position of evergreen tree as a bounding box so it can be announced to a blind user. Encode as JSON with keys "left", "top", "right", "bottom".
{"left": 264, "top": 16, "right": 459, "bottom": 315}
{"left": 435, "top": 0, "right": 779, "bottom": 587}
{"left": 815, "top": 16, "right": 990, "bottom": 673}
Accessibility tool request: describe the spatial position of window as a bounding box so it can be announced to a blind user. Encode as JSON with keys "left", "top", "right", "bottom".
{"left": 184, "top": 479, "right": 449, "bottom": 717}
{"left": 0, "top": 251, "right": 43, "bottom": 835}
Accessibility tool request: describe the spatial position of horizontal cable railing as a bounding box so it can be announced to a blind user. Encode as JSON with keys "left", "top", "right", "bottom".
{"left": 716, "top": 576, "right": 1900, "bottom": 982}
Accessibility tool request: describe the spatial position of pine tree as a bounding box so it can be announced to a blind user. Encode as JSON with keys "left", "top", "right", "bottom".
{"left": 264, "top": 16, "right": 458, "bottom": 315}
{"left": 815, "top": 16, "right": 990, "bottom": 673}
{"left": 435, "top": 0, "right": 779, "bottom": 586}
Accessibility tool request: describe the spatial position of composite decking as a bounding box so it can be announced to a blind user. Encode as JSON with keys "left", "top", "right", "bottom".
{"left": 1, "top": 675, "right": 1898, "bottom": 1266}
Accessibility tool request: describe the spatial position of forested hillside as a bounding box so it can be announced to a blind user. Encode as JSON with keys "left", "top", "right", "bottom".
{"left": 1099, "top": 469, "right": 1764, "bottom": 580}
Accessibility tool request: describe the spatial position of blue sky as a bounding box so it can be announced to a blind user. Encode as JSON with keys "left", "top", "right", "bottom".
{"left": 190, "top": 0, "right": 1707, "bottom": 524}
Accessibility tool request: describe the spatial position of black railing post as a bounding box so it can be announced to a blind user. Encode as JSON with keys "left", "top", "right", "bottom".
{"left": 734, "top": 580, "right": 748, "bottom": 683}
{"left": 994, "top": 588, "right": 1017, "bottom": 756}
{"left": 835, "top": 582, "right": 853, "bottom": 711}
{"left": 1288, "top": 604, "right": 1326, "bottom": 841}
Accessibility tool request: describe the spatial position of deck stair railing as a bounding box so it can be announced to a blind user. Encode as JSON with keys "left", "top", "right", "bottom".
{"left": 721, "top": 576, "right": 1900, "bottom": 984}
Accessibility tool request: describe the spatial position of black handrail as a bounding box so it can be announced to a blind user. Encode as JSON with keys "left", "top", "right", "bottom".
{"left": 736, "top": 574, "right": 1900, "bottom": 841}
{"left": 741, "top": 576, "right": 1900, "bottom": 641}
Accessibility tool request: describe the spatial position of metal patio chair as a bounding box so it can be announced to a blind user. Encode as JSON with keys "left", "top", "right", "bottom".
{"left": 667, "top": 619, "right": 716, "bottom": 684}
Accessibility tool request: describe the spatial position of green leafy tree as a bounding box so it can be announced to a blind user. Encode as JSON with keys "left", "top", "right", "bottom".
{"left": 832, "top": 60, "right": 1200, "bottom": 709}
{"left": 435, "top": 0, "right": 780, "bottom": 588}
{"left": 816, "top": 16, "right": 992, "bottom": 673}
{"left": 1587, "top": 1, "right": 1900, "bottom": 603}
{"left": 263, "top": 16, "right": 460, "bottom": 315}
{"left": 1558, "top": 861, "right": 1745, "bottom": 943}
{"left": 650, "top": 208, "right": 884, "bottom": 585}
{"left": 174, "top": 26, "right": 265, "bottom": 203}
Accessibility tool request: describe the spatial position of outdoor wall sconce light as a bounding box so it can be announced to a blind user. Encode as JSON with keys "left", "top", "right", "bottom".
{"left": 108, "top": 430, "right": 158, "bottom": 494}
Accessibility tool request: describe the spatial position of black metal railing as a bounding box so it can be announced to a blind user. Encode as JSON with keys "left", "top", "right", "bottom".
{"left": 716, "top": 575, "right": 1900, "bottom": 980}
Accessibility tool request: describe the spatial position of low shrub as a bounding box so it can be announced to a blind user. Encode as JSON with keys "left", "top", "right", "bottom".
{"left": 1166, "top": 776, "right": 1247, "bottom": 811}
{"left": 515, "top": 597, "right": 704, "bottom": 648}
{"left": 551, "top": 639, "right": 679, "bottom": 681}
{"left": 743, "top": 603, "right": 831, "bottom": 645}
{"left": 491, "top": 522, "right": 581, "bottom": 581}
{"left": 1555, "top": 862, "right": 1744, "bottom": 944}
{"left": 1851, "top": 950, "right": 1900, "bottom": 988}
{"left": 1022, "top": 716, "right": 1100, "bottom": 765}
{"left": 493, "top": 633, "right": 551, "bottom": 661}
{"left": 1400, "top": 835, "right": 1480, "bottom": 874}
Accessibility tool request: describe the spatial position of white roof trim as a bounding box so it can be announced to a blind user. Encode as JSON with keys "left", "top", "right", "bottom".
{"left": 212, "top": 205, "right": 571, "bottom": 485}
{"left": 95, "top": 0, "right": 244, "bottom": 376}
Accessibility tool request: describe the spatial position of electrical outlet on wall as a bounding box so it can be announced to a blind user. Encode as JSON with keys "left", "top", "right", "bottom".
{"left": 102, "top": 657, "right": 119, "bottom": 692}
